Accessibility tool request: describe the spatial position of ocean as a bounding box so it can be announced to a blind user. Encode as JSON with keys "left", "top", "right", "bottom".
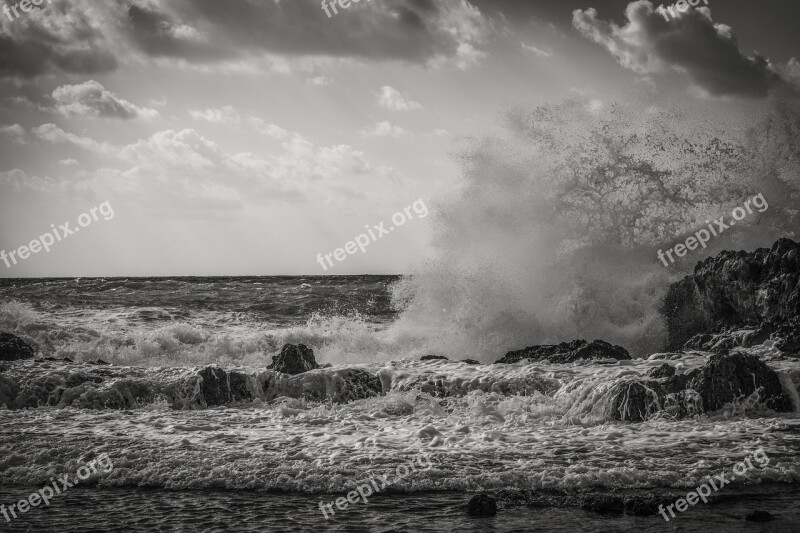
{"left": 0, "top": 277, "right": 799, "bottom": 532}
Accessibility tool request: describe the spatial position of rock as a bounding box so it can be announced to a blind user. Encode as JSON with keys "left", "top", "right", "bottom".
{"left": 467, "top": 494, "right": 497, "bottom": 517}
{"left": 197, "top": 367, "right": 253, "bottom": 407}
{"left": 661, "top": 276, "right": 713, "bottom": 351}
{"left": 605, "top": 380, "right": 664, "bottom": 421}
{"left": 0, "top": 374, "right": 19, "bottom": 408}
{"left": 661, "top": 372, "right": 694, "bottom": 394}
{"left": 745, "top": 510, "right": 775, "bottom": 522}
{"left": 496, "top": 339, "right": 631, "bottom": 364}
{"left": 688, "top": 353, "right": 791, "bottom": 412}
{"left": 0, "top": 333, "right": 35, "bottom": 361}
{"left": 420, "top": 355, "right": 448, "bottom": 361}
{"left": 268, "top": 344, "right": 319, "bottom": 375}
{"left": 774, "top": 317, "right": 800, "bottom": 354}
{"left": 663, "top": 238, "right": 800, "bottom": 350}
{"left": 331, "top": 369, "right": 382, "bottom": 403}
{"left": 461, "top": 359, "right": 480, "bottom": 365}
{"left": 647, "top": 363, "right": 676, "bottom": 379}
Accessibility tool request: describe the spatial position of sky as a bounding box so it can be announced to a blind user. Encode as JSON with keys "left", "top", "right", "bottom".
{"left": 0, "top": 0, "right": 798, "bottom": 277}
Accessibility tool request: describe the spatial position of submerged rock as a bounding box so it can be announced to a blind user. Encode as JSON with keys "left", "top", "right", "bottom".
{"left": 745, "top": 510, "right": 775, "bottom": 522}
{"left": 689, "top": 352, "right": 791, "bottom": 412}
{"left": 268, "top": 344, "right": 319, "bottom": 375}
{"left": 0, "top": 333, "right": 35, "bottom": 361}
{"left": 496, "top": 339, "right": 631, "bottom": 364}
{"left": 467, "top": 494, "right": 497, "bottom": 517}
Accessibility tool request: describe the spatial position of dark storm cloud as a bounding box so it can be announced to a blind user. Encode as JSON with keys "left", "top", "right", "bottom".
{"left": 0, "top": 2, "right": 117, "bottom": 79}
{"left": 0, "top": 0, "right": 489, "bottom": 79}
{"left": 573, "top": 1, "right": 785, "bottom": 97}
{"left": 127, "top": 0, "right": 488, "bottom": 65}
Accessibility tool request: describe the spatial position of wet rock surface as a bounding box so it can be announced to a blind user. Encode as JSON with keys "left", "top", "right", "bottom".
{"left": 0, "top": 332, "right": 35, "bottom": 361}
{"left": 267, "top": 343, "right": 319, "bottom": 374}
{"left": 688, "top": 352, "right": 791, "bottom": 412}
{"left": 664, "top": 238, "right": 800, "bottom": 353}
{"left": 496, "top": 339, "right": 631, "bottom": 364}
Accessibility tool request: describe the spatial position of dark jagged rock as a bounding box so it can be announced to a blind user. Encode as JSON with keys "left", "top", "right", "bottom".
{"left": 268, "top": 344, "right": 319, "bottom": 375}
{"left": 420, "top": 354, "right": 448, "bottom": 361}
{"left": 663, "top": 238, "right": 800, "bottom": 351}
{"left": 661, "top": 277, "right": 712, "bottom": 351}
{"left": 745, "top": 510, "right": 775, "bottom": 522}
{"left": 662, "top": 372, "right": 695, "bottom": 394}
{"left": 689, "top": 353, "right": 791, "bottom": 412}
{"left": 774, "top": 317, "right": 800, "bottom": 354}
{"left": 605, "top": 380, "right": 664, "bottom": 421}
{"left": 496, "top": 339, "right": 631, "bottom": 364}
{"left": 461, "top": 359, "right": 480, "bottom": 365}
{"left": 330, "top": 368, "right": 382, "bottom": 403}
{"left": 467, "top": 494, "right": 497, "bottom": 517}
{"left": 0, "top": 333, "right": 35, "bottom": 361}
{"left": 0, "top": 374, "right": 19, "bottom": 408}
{"left": 647, "top": 363, "right": 676, "bottom": 379}
{"left": 197, "top": 366, "right": 253, "bottom": 407}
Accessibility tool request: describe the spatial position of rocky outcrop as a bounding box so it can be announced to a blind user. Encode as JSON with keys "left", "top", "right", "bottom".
{"left": 606, "top": 352, "right": 791, "bottom": 420}
{"left": 420, "top": 355, "right": 448, "bottom": 361}
{"left": 647, "top": 363, "right": 675, "bottom": 379}
{"left": 663, "top": 238, "right": 800, "bottom": 351}
{"left": 0, "top": 333, "right": 35, "bottom": 361}
{"left": 688, "top": 352, "right": 791, "bottom": 412}
{"left": 197, "top": 366, "right": 254, "bottom": 407}
{"left": 605, "top": 380, "right": 664, "bottom": 421}
{"left": 496, "top": 339, "right": 631, "bottom": 364}
{"left": 268, "top": 344, "right": 319, "bottom": 374}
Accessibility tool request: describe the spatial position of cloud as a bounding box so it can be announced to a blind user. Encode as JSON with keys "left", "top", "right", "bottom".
{"left": 0, "top": 124, "right": 26, "bottom": 144}
{"left": 377, "top": 86, "right": 423, "bottom": 112}
{"left": 52, "top": 80, "right": 159, "bottom": 119}
{"left": 0, "top": 0, "right": 492, "bottom": 79}
{"left": 32, "top": 123, "right": 116, "bottom": 155}
{"left": 360, "top": 121, "right": 411, "bottom": 138}
{"left": 126, "top": 0, "right": 491, "bottom": 68}
{"left": 0, "top": 0, "right": 119, "bottom": 79}
{"left": 190, "top": 105, "right": 241, "bottom": 125}
{"left": 572, "top": 1, "right": 784, "bottom": 97}
{"left": 189, "top": 106, "right": 289, "bottom": 139}
{"left": 28, "top": 124, "right": 402, "bottom": 208}
{"left": 522, "top": 43, "right": 553, "bottom": 58}
{"left": 307, "top": 76, "right": 333, "bottom": 87}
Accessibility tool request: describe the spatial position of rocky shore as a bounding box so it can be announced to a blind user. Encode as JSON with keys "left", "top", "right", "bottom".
{"left": 0, "top": 238, "right": 798, "bottom": 420}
